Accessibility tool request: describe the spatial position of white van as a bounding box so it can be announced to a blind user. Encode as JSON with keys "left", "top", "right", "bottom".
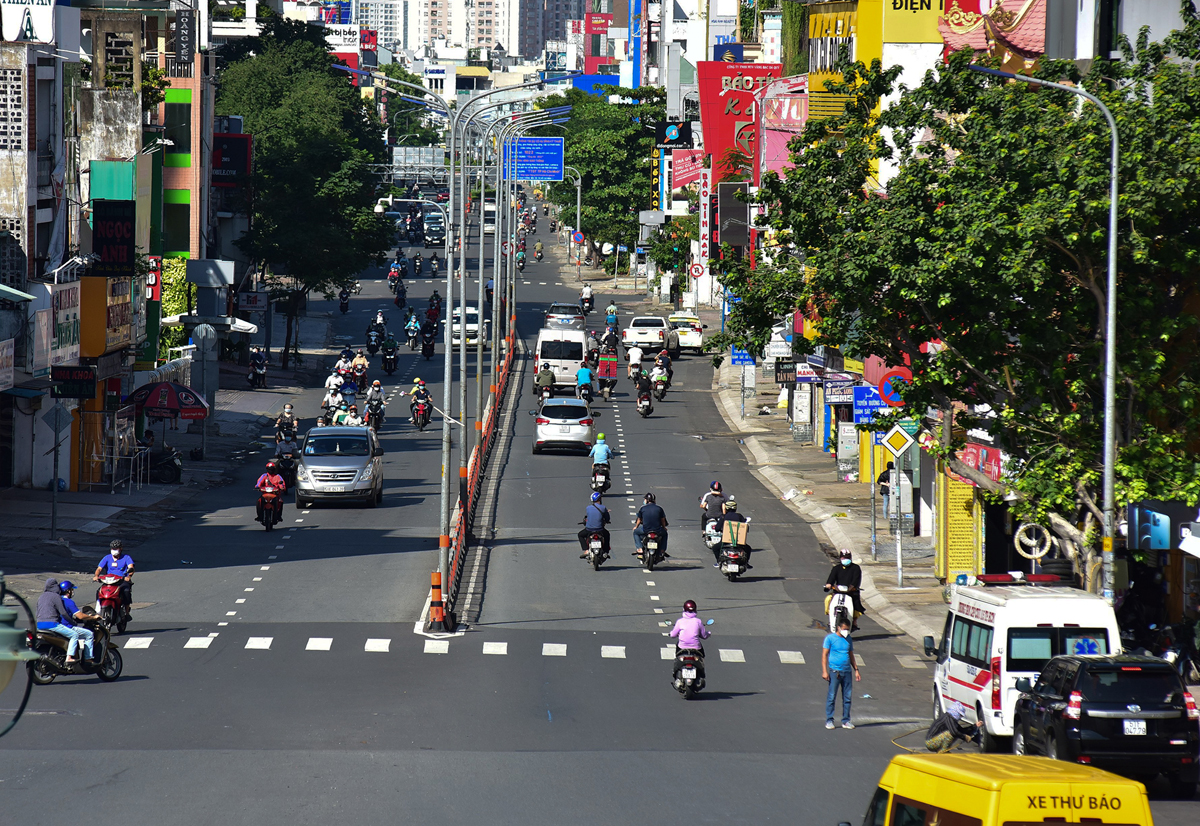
{"left": 533, "top": 328, "right": 588, "bottom": 389}
{"left": 923, "top": 584, "right": 1121, "bottom": 751}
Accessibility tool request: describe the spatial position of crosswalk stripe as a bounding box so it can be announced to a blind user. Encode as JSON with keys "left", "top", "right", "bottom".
{"left": 482, "top": 641, "right": 508, "bottom": 655}
{"left": 719, "top": 649, "right": 745, "bottom": 663}
{"left": 424, "top": 639, "right": 449, "bottom": 654}
{"left": 123, "top": 637, "right": 153, "bottom": 649}
{"left": 306, "top": 637, "right": 333, "bottom": 651}
{"left": 778, "top": 650, "right": 805, "bottom": 664}
{"left": 542, "top": 643, "right": 567, "bottom": 657}
{"left": 364, "top": 638, "right": 391, "bottom": 653}
{"left": 896, "top": 654, "right": 927, "bottom": 669}
{"left": 184, "top": 637, "right": 213, "bottom": 649}
{"left": 245, "top": 637, "right": 273, "bottom": 650}
{"left": 600, "top": 645, "right": 625, "bottom": 659}
{"left": 660, "top": 646, "right": 675, "bottom": 660}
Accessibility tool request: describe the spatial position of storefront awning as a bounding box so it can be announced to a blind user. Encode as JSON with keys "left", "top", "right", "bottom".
{"left": 161, "top": 313, "right": 259, "bottom": 335}
{"left": 1, "top": 386, "right": 47, "bottom": 398}
{"left": 0, "top": 283, "right": 36, "bottom": 302}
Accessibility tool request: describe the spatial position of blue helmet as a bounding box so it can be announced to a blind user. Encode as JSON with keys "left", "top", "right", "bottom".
{"left": 591, "top": 492, "right": 602, "bottom": 503}
{"left": 58, "top": 580, "right": 76, "bottom": 593}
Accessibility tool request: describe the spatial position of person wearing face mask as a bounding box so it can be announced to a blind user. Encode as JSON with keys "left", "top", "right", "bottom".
{"left": 94, "top": 539, "right": 135, "bottom": 616}
{"left": 824, "top": 548, "right": 865, "bottom": 631}
{"left": 821, "top": 618, "right": 860, "bottom": 729}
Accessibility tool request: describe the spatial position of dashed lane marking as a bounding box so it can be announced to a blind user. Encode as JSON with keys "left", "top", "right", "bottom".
{"left": 306, "top": 637, "right": 333, "bottom": 651}
{"left": 424, "top": 639, "right": 449, "bottom": 654}
{"left": 184, "top": 637, "right": 214, "bottom": 649}
{"left": 719, "top": 649, "right": 746, "bottom": 663}
{"left": 600, "top": 646, "right": 626, "bottom": 659}
{"left": 245, "top": 637, "right": 273, "bottom": 650}
{"left": 365, "top": 638, "right": 391, "bottom": 653}
{"left": 124, "top": 637, "right": 153, "bottom": 649}
{"left": 896, "top": 654, "right": 928, "bottom": 669}
{"left": 778, "top": 651, "right": 806, "bottom": 664}
{"left": 660, "top": 647, "right": 674, "bottom": 660}
{"left": 542, "top": 643, "right": 567, "bottom": 657}
{"left": 482, "top": 641, "right": 508, "bottom": 655}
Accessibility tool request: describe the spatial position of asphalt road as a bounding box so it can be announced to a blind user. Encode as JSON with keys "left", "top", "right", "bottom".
{"left": 2, "top": 225, "right": 1195, "bottom": 825}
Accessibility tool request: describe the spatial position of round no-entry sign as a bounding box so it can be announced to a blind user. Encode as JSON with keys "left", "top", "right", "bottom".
{"left": 690, "top": 263, "right": 704, "bottom": 278}
{"left": 878, "top": 368, "right": 912, "bottom": 407}
{"left": 502, "top": 242, "right": 511, "bottom": 255}
{"left": 572, "top": 231, "right": 584, "bottom": 244}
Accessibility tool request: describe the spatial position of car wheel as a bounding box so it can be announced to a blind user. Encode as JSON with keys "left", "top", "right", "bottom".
{"left": 931, "top": 688, "right": 942, "bottom": 722}
{"left": 532, "top": 444, "right": 541, "bottom": 454}
{"left": 1168, "top": 774, "right": 1197, "bottom": 800}
{"left": 1012, "top": 722, "right": 1027, "bottom": 755}
{"left": 1046, "top": 735, "right": 1060, "bottom": 761}
{"left": 977, "top": 707, "right": 1009, "bottom": 753}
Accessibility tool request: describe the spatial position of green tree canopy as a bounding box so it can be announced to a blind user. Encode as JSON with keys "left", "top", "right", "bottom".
{"left": 377, "top": 62, "right": 443, "bottom": 146}
{"left": 716, "top": 8, "right": 1200, "bottom": 578}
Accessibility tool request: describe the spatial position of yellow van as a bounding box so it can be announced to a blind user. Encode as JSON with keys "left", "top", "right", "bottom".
{"left": 843, "top": 754, "right": 1154, "bottom": 826}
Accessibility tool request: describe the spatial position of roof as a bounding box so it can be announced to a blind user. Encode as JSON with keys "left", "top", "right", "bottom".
{"left": 889, "top": 754, "right": 1141, "bottom": 790}
{"left": 457, "top": 66, "right": 490, "bottom": 77}
{"left": 303, "top": 426, "right": 371, "bottom": 435}
{"left": 1050, "top": 654, "right": 1177, "bottom": 669}
{"left": 953, "top": 584, "right": 1106, "bottom": 607}
{"left": 0, "top": 283, "right": 36, "bottom": 302}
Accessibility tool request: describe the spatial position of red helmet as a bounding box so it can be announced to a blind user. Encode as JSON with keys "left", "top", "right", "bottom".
{"left": 683, "top": 600, "right": 697, "bottom": 613}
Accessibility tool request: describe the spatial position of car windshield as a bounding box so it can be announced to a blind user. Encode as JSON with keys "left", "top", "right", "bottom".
{"left": 1007, "top": 627, "right": 1111, "bottom": 672}
{"left": 548, "top": 305, "right": 582, "bottom": 315}
{"left": 632, "top": 318, "right": 664, "bottom": 328}
{"left": 1077, "top": 668, "right": 1181, "bottom": 704}
{"left": 541, "top": 404, "right": 589, "bottom": 421}
{"left": 541, "top": 341, "right": 584, "bottom": 361}
{"left": 670, "top": 320, "right": 697, "bottom": 330}
{"left": 303, "top": 437, "right": 370, "bottom": 456}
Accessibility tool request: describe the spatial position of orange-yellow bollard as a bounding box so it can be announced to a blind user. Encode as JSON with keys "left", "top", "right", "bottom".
{"left": 428, "top": 571, "right": 446, "bottom": 631}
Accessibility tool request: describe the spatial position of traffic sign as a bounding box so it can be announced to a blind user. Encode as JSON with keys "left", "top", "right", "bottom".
{"left": 617, "top": 244, "right": 628, "bottom": 252}
{"left": 42, "top": 402, "right": 74, "bottom": 436}
{"left": 878, "top": 368, "right": 911, "bottom": 407}
{"left": 731, "top": 347, "right": 755, "bottom": 366}
{"left": 572, "top": 231, "right": 584, "bottom": 244}
{"left": 881, "top": 424, "right": 915, "bottom": 458}
{"left": 767, "top": 340, "right": 791, "bottom": 359}
{"left": 502, "top": 137, "right": 565, "bottom": 181}
{"left": 852, "top": 386, "right": 886, "bottom": 423}
{"left": 502, "top": 241, "right": 511, "bottom": 255}
{"left": 690, "top": 263, "right": 704, "bottom": 278}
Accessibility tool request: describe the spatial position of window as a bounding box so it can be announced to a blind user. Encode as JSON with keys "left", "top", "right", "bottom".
{"left": 967, "top": 622, "right": 993, "bottom": 663}
{"left": 540, "top": 404, "right": 590, "bottom": 421}
{"left": 1007, "top": 627, "right": 1111, "bottom": 672}
{"left": 862, "top": 788, "right": 889, "bottom": 826}
{"left": 951, "top": 617, "right": 992, "bottom": 668}
{"left": 540, "top": 341, "right": 583, "bottom": 361}
{"left": 164, "top": 102, "right": 192, "bottom": 154}
{"left": 631, "top": 318, "right": 665, "bottom": 328}
{"left": 1077, "top": 667, "right": 1181, "bottom": 704}
{"left": 303, "top": 437, "right": 370, "bottom": 456}
{"left": 892, "top": 803, "right": 926, "bottom": 826}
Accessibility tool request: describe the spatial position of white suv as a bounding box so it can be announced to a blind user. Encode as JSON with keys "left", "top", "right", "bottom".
{"left": 622, "top": 316, "right": 680, "bottom": 357}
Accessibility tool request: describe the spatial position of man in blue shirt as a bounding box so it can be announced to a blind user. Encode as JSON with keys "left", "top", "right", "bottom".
{"left": 577, "top": 492, "right": 611, "bottom": 558}
{"left": 633, "top": 491, "right": 669, "bottom": 557}
{"left": 576, "top": 362, "right": 594, "bottom": 399}
{"left": 94, "top": 539, "right": 135, "bottom": 615}
{"left": 57, "top": 580, "right": 95, "bottom": 662}
{"left": 821, "top": 618, "right": 861, "bottom": 729}
{"left": 588, "top": 434, "right": 613, "bottom": 466}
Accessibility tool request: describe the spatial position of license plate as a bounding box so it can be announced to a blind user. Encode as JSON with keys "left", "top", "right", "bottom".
{"left": 1124, "top": 719, "right": 1147, "bottom": 735}
{"left": 681, "top": 668, "right": 697, "bottom": 679}
{"left": 325, "top": 486, "right": 345, "bottom": 493}
{"left": 723, "top": 564, "right": 738, "bottom": 573}
{"left": 559, "top": 426, "right": 571, "bottom": 433}
{"left": 647, "top": 540, "right": 658, "bottom": 550}
{"left": 590, "top": 541, "right": 602, "bottom": 550}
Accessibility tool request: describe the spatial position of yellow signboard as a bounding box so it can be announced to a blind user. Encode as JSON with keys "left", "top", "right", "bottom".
{"left": 883, "top": 0, "right": 946, "bottom": 44}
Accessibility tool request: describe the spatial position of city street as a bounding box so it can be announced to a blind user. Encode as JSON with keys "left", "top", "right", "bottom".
{"left": 1, "top": 233, "right": 1194, "bottom": 825}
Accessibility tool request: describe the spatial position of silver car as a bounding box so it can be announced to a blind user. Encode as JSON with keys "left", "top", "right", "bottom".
{"left": 295, "top": 426, "right": 384, "bottom": 508}
{"left": 530, "top": 398, "right": 600, "bottom": 454}
{"left": 544, "top": 303, "right": 586, "bottom": 330}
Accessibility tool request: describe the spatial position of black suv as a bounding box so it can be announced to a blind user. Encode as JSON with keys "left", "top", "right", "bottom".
{"left": 1013, "top": 654, "right": 1199, "bottom": 798}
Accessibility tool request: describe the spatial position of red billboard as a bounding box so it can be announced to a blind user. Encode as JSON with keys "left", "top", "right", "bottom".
{"left": 696, "top": 61, "right": 782, "bottom": 180}
{"left": 360, "top": 28, "right": 377, "bottom": 51}
{"left": 671, "top": 149, "right": 704, "bottom": 189}
{"left": 585, "top": 13, "right": 612, "bottom": 34}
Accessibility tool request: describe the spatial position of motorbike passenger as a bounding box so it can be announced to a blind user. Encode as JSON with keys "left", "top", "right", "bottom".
{"left": 409, "top": 379, "right": 433, "bottom": 424}
{"left": 57, "top": 581, "right": 97, "bottom": 661}
{"left": 824, "top": 549, "right": 865, "bottom": 631}
{"left": 575, "top": 361, "right": 595, "bottom": 398}
{"left": 714, "top": 497, "right": 751, "bottom": 568}
{"left": 633, "top": 491, "right": 669, "bottom": 558}
{"left": 627, "top": 345, "right": 645, "bottom": 379}
{"left": 654, "top": 349, "right": 674, "bottom": 384}
{"left": 93, "top": 539, "right": 134, "bottom": 614}
{"left": 274, "top": 432, "right": 299, "bottom": 459}
{"left": 255, "top": 460, "right": 287, "bottom": 525}
{"left": 699, "top": 480, "right": 727, "bottom": 536}
{"left": 586, "top": 330, "right": 600, "bottom": 355}
{"left": 331, "top": 402, "right": 353, "bottom": 426}
{"left": 577, "top": 492, "right": 611, "bottom": 558}
{"left": 36, "top": 578, "right": 94, "bottom": 664}
{"left": 669, "top": 599, "right": 710, "bottom": 655}
{"left": 580, "top": 283, "right": 593, "bottom": 303}
{"left": 534, "top": 362, "right": 555, "bottom": 396}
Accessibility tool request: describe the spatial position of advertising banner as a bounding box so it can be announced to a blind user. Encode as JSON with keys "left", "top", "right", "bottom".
{"left": 672, "top": 149, "right": 704, "bottom": 189}
{"left": 0, "top": 338, "right": 13, "bottom": 392}
{"left": 360, "top": 28, "right": 378, "bottom": 51}
{"left": 1, "top": 0, "right": 54, "bottom": 42}
{"left": 713, "top": 43, "right": 743, "bottom": 62}
{"left": 324, "top": 23, "right": 359, "bottom": 49}
{"left": 175, "top": 10, "right": 195, "bottom": 65}
{"left": 106, "top": 277, "right": 132, "bottom": 352}
{"left": 886, "top": 0, "right": 947, "bottom": 43}
{"left": 697, "top": 61, "right": 782, "bottom": 180}
{"left": 502, "top": 137, "right": 565, "bottom": 181}
{"left": 51, "top": 281, "right": 80, "bottom": 367}
{"left": 655, "top": 121, "right": 693, "bottom": 150}
{"left": 91, "top": 199, "right": 136, "bottom": 278}
{"left": 585, "top": 12, "right": 612, "bottom": 34}
{"left": 32, "top": 309, "right": 50, "bottom": 378}
{"left": 212, "top": 134, "right": 252, "bottom": 189}
{"left": 697, "top": 168, "right": 711, "bottom": 279}
{"left": 759, "top": 75, "right": 808, "bottom": 181}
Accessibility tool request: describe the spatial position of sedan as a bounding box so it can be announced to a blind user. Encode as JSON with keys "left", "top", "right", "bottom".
{"left": 544, "top": 303, "right": 586, "bottom": 330}
{"left": 530, "top": 398, "right": 600, "bottom": 454}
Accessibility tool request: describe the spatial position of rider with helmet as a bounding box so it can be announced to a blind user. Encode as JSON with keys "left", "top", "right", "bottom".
{"left": 364, "top": 380, "right": 385, "bottom": 407}
{"left": 714, "top": 496, "right": 750, "bottom": 568}
{"left": 699, "top": 480, "right": 727, "bottom": 535}
{"left": 352, "top": 349, "right": 369, "bottom": 373}
{"left": 255, "top": 461, "right": 287, "bottom": 524}
{"left": 342, "top": 404, "right": 364, "bottom": 427}
{"left": 534, "top": 362, "right": 556, "bottom": 395}
{"left": 93, "top": 539, "right": 135, "bottom": 614}
{"left": 669, "top": 599, "right": 710, "bottom": 655}
{"left": 577, "top": 491, "right": 611, "bottom": 558}
{"left": 409, "top": 379, "right": 432, "bottom": 425}
{"left": 589, "top": 433, "right": 613, "bottom": 468}
{"left": 654, "top": 349, "right": 674, "bottom": 384}
{"left": 633, "top": 491, "right": 669, "bottom": 558}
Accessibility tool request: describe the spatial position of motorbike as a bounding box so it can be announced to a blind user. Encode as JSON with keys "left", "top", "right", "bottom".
{"left": 591, "top": 463, "right": 610, "bottom": 493}
{"left": 637, "top": 391, "right": 654, "bottom": 418}
{"left": 382, "top": 349, "right": 398, "bottom": 375}
{"left": 582, "top": 295, "right": 594, "bottom": 314}
{"left": 826, "top": 584, "right": 854, "bottom": 633}
{"left": 704, "top": 518, "right": 722, "bottom": 551}
{"left": 517, "top": 259, "right": 525, "bottom": 272}
{"left": 641, "top": 530, "right": 664, "bottom": 572}
{"left": 352, "top": 364, "right": 368, "bottom": 389}
{"left": 96, "top": 574, "right": 132, "bottom": 633}
{"left": 719, "top": 543, "right": 750, "bottom": 582}
{"left": 27, "top": 616, "right": 123, "bottom": 685}
{"left": 276, "top": 452, "right": 298, "bottom": 489}
{"left": 151, "top": 447, "right": 182, "bottom": 484}
{"left": 352, "top": 281, "right": 362, "bottom": 295}
{"left": 486, "top": 286, "right": 494, "bottom": 304}
{"left": 653, "top": 374, "right": 669, "bottom": 401}
{"left": 539, "top": 385, "right": 553, "bottom": 404}
{"left": 366, "top": 331, "right": 382, "bottom": 355}
{"left": 431, "top": 260, "right": 440, "bottom": 277}
{"left": 421, "top": 331, "right": 436, "bottom": 361}
{"left": 388, "top": 271, "right": 401, "bottom": 293}
{"left": 394, "top": 289, "right": 407, "bottom": 310}
{"left": 543, "top": 204, "right": 549, "bottom": 216}
{"left": 339, "top": 296, "right": 350, "bottom": 314}
{"left": 535, "top": 250, "right": 543, "bottom": 262}
{"left": 413, "top": 399, "right": 432, "bottom": 431}
{"left": 407, "top": 328, "right": 420, "bottom": 350}
{"left": 549, "top": 220, "right": 557, "bottom": 232}
{"left": 257, "top": 485, "right": 283, "bottom": 531}
{"left": 247, "top": 361, "right": 267, "bottom": 389}
{"left": 584, "top": 530, "right": 608, "bottom": 571}
{"left": 341, "top": 378, "right": 359, "bottom": 400}
{"left": 578, "top": 383, "right": 594, "bottom": 404}
{"left": 275, "top": 415, "right": 298, "bottom": 442}
{"left": 366, "top": 399, "right": 385, "bottom": 431}
{"left": 671, "top": 620, "right": 715, "bottom": 700}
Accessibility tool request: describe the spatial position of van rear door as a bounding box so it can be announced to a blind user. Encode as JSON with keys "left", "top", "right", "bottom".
{"left": 999, "top": 778, "right": 1150, "bottom": 823}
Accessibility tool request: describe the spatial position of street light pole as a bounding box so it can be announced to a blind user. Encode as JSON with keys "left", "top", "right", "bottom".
{"left": 967, "top": 65, "right": 1120, "bottom": 603}
{"left": 565, "top": 165, "right": 582, "bottom": 282}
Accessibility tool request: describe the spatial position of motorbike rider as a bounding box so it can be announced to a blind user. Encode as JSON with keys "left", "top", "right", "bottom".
{"left": 325, "top": 370, "right": 345, "bottom": 392}
{"left": 364, "top": 379, "right": 385, "bottom": 407}
{"left": 338, "top": 287, "right": 351, "bottom": 306}
{"left": 394, "top": 281, "right": 408, "bottom": 307}
{"left": 600, "top": 326, "right": 620, "bottom": 349}
{"left": 577, "top": 492, "right": 611, "bottom": 558}
{"left": 633, "top": 491, "right": 669, "bottom": 558}
{"left": 382, "top": 331, "right": 400, "bottom": 358}
{"left": 93, "top": 539, "right": 135, "bottom": 615}
{"left": 589, "top": 433, "right": 613, "bottom": 470}
{"left": 275, "top": 403, "right": 298, "bottom": 437}
{"left": 420, "top": 316, "right": 438, "bottom": 343}
{"left": 714, "top": 497, "right": 751, "bottom": 568}
{"left": 352, "top": 348, "right": 370, "bottom": 373}
{"left": 334, "top": 353, "right": 353, "bottom": 373}
{"left": 255, "top": 460, "right": 287, "bottom": 524}
{"left": 627, "top": 344, "right": 645, "bottom": 379}
{"left": 274, "top": 432, "right": 299, "bottom": 459}
{"left": 534, "top": 239, "right": 544, "bottom": 258}
{"left": 534, "top": 362, "right": 556, "bottom": 396}
{"left": 654, "top": 349, "right": 674, "bottom": 384}
{"left": 405, "top": 314, "right": 421, "bottom": 341}
{"left": 580, "top": 282, "right": 593, "bottom": 304}
{"left": 575, "top": 361, "right": 595, "bottom": 398}
{"left": 321, "top": 385, "right": 344, "bottom": 412}
{"left": 249, "top": 346, "right": 267, "bottom": 369}
{"left": 342, "top": 404, "right": 364, "bottom": 427}
{"left": 36, "top": 578, "right": 94, "bottom": 664}
{"left": 409, "top": 379, "right": 433, "bottom": 424}
{"left": 331, "top": 402, "right": 353, "bottom": 426}
{"left": 699, "top": 480, "right": 727, "bottom": 536}
{"left": 669, "top": 599, "right": 710, "bottom": 655}
{"left": 605, "top": 300, "right": 619, "bottom": 316}
{"left": 429, "top": 290, "right": 442, "bottom": 312}
{"left": 824, "top": 549, "right": 865, "bottom": 631}
{"left": 633, "top": 367, "right": 653, "bottom": 400}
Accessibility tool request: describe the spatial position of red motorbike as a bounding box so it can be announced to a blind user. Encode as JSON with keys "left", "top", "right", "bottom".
{"left": 641, "top": 530, "right": 663, "bottom": 571}
{"left": 258, "top": 485, "right": 283, "bottom": 531}
{"left": 96, "top": 574, "right": 130, "bottom": 633}
{"left": 413, "top": 399, "right": 431, "bottom": 432}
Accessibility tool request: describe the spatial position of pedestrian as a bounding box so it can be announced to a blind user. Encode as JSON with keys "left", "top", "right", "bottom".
{"left": 821, "top": 617, "right": 860, "bottom": 729}
{"left": 877, "top": 461, "right": 894, "bottom": 518}
{"left": 924, "top": 700, "right": 982, "bottom": 752}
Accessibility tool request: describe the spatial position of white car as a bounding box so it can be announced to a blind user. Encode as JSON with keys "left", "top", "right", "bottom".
{"left": 668, "top": 313, "right": 707, "bottom": 352}
{"left": 447, "top": 306, "right": 489, "bottom": 347}
{"left": 622, "top": 316, "right": 681, "bottom": 357}
{"left": 530, "top": 398, "right": 600, "bottom": 454}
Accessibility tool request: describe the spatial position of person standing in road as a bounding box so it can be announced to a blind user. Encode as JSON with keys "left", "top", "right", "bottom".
{"left": 821, "top": 618, "right": 860, "bottom": 730}
{"left": 877, "top": 461, "right": 894, "bottom": 519}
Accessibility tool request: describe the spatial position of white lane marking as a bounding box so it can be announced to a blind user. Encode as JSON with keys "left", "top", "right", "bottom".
{"left": 896, "top": 654, "right": 928, "bottom": 669}
{"left": 542, "top": 643, "right": 567, "bottom": 657}
{"left": 653, "top": 608, "right": 664, "bottom": 614}
{"left": 649, "top": 595, "right": 660, "bottom": 602}
{"left": 854, "top": 655, "right": 866, "bottom": 666}
{"left": 261, "top": 566, "right": 271, "bottom": 571}
{"left": 282, "top": 536, "right": 291, "bottom": 540}
{"left": 306, "top": 637, "right": 333, "bottom": 651}
{"left": 659, "top": 622, "right": 671, "bottom": 627}
{"left": 364, "top": 638, "right": 391, "bottom": 653}
{"left": 225, "top": 611, "right": 237, "bottom": 616}
{"left": 643, "top": 568, "right": 652, "bottom": 573}
{"left": 778, "top": 651, "right": 806, "bottom": 664}
{"left": 244, "top": 588, "right": 254, "bottom": 592}
{"left": 601, "top": 645, "right": 626, "bottom": 659}
{"left": 252, "top": 577, "right": 262, "bottom": 582}
{"left": 184, "top": 637, "right": 214, "bottom": 649}
{"left": 294, "top": 519, "right": 304, "bottom": 523}
{"left": 269, "top": 554, "right": 279, "bottom": 557}
{"left": 302, "top": 510, "right": 311, "bottom": 514}
{"left": 245, "top": 637, "right": 273, "bottom": 650}
{"left": 424, "top": 639, "right": 449, "bottom": 654}
{"left": 660, "top": 647, "right": 675, "bottom": 660}
{"left": 123, "top": 637, "right": 153, "bottom": 649}
{"left": 719, "top": 649, "right": 746, "bottom": 663}
{"left": 482, "top": 641, "right": 508, "bottom": 655}
{"left": 645, "top": 581, "right": 655, "bottom": 586}
{"left": 218, "top": 622, "right": 228, "bottom": 627}
{"left": 235, "top": 599, "right": 246, "bottom": 604}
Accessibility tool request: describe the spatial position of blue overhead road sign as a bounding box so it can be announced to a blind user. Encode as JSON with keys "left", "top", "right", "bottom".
{"left": 503, "top": 137, "right": 565, "bottom": 181}
{"left": 731, "top": 348, "right": 755, "bottom": 366}
{"left": 852, "top": 386, "right": 886, "bottom": 424}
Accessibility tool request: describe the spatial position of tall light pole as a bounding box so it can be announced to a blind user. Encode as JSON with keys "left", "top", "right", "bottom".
{"left": 564, "top": 165, "right": 582, "bottom": 282}
{"left": 967, "top": 65, "right": 1120, "bottom": 603}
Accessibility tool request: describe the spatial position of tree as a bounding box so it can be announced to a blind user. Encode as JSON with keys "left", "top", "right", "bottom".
{"left": 216, "top": 26, "right": 393, "bottom": 367}
{"left": 534, "top": 86, "right": 666, "bottom": 261}
{"left": 376, "top": 62, "right": 443, "bottom": 146}
{"left": 158, "top": 257, "right": 189, "bottom": 358}
{"left": 715, "top": 8, "right": 1200, "bottom": 581}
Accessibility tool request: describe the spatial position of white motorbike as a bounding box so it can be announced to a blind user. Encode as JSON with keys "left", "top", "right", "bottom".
{"left": 826, "top": 584, "right": 854, "bottom": 632}
{"left": 704, "top": 518, "right": 722, "bottom": 550}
